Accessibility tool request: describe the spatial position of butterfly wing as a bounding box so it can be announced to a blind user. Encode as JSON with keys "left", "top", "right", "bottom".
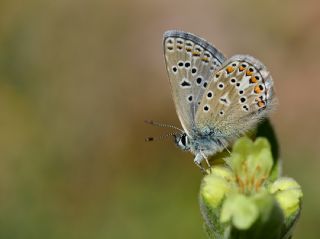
{"left": 195, "top": 55, "right": 275, "bottom": 144}
{"left": 163, "top": 30, "right": 226, "bottom": 136}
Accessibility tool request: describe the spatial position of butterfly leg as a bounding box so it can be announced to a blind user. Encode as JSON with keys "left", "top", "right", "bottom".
{"left": 194, "top": 153, "right": 206, "bottom": 174}
{"left": 200, "top": 151, "right": 211, "bottom": 168}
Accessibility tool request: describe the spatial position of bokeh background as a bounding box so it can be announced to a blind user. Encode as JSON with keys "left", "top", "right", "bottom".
{"left": 0, "top": 0, "right": 319, "bottom": 238}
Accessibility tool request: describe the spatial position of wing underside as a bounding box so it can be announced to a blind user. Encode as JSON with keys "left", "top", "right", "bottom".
{"left": 195, "top": 55, "right": 275, "bottom": 143}
{"left": 163, "top": 30, "right": 226, "bottom": 135}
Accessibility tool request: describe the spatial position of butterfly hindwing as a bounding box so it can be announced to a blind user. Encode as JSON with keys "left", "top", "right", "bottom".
{"left": 195, "top": 55, "right": 275, "bottom": 142}
{"left": 163, "top": 30, "right": 226, "bottom": 135}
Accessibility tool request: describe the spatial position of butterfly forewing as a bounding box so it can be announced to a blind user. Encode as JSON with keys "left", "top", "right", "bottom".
{"left": 163, "top": 30, "right": 226, "bottom": 135}
{"left": 195, "top": 55, "right": 274, "bottom": 140}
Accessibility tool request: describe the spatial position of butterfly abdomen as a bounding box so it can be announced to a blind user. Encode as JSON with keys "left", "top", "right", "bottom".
{"left": 188, "top": 131, "right": 228, "bottom": 157}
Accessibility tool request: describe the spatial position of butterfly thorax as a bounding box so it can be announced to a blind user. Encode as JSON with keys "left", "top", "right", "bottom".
{"left": 175, "top": 129, "right": 228, "bottom": 157}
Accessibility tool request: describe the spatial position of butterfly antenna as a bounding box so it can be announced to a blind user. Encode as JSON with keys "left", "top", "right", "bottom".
{"left": 145, "top": 132, "right": 178, "bottom": 142}
{"left": 144, "top": 120, "right": 184, "bottom": 133}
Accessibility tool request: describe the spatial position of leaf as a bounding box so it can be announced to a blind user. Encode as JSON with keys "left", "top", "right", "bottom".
{"left": 220, "top": 194, "right": 259, "bottom": 230}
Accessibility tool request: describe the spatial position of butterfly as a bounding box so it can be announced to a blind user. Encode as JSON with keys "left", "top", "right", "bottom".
{"left": 148, "top": 30, "right": 276, "bottom": 171}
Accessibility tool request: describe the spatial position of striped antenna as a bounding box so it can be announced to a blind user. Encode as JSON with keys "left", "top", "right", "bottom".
{"left": 145, "top": 132, "right": 178, "bottom": 142}
{"left": 144, "top": 120, "right": 184, "bottom": 133}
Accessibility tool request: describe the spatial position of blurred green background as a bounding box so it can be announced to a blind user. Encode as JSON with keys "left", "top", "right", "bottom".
{"left": 0, "top": 0, "right": 319, "bottom": 238}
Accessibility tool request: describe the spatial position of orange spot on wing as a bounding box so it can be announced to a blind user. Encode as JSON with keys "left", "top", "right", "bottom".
{"left": 257, "top": 100, "right": 266, "bottom": 108}
{"left": 239, "top": 66, "right": 245, "bottom": 71}
{"left": 192, "top": 52, "right": 201, "bottom": 56}
{"left": 201, "top": 57, "right": 209, "bottom": 62}
{"left": 254, "top": 85, "right": 262, "bottom": 94}
{"left": 226, "top": 66, "right": 234, "bottom": 74}
{"left": 250, "top": 76, "right": 258, "bottom": 83}
{"left": 246, "top": 70, "right": 253, "bottom": 76}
